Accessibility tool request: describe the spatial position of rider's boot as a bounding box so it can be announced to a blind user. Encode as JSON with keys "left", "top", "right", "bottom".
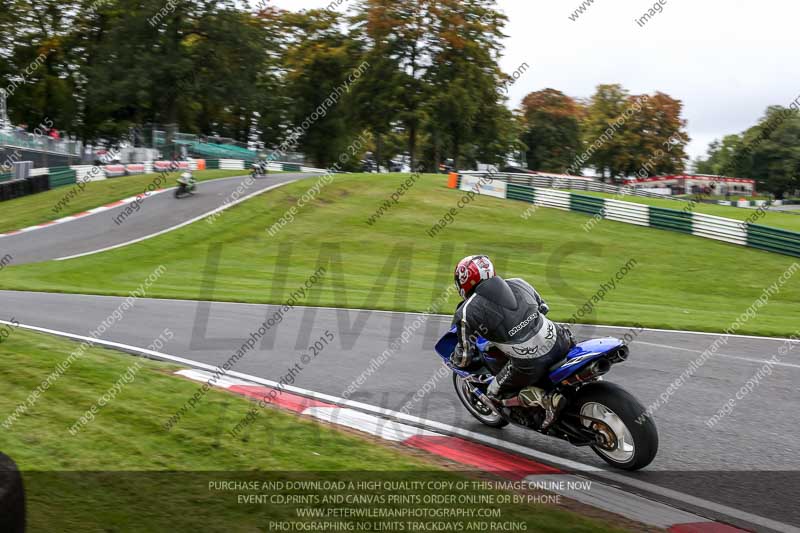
{"left": 518, "top": 387, "right": 566, "bottom": 431}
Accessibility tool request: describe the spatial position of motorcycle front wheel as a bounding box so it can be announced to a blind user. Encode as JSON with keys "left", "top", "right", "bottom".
{"left": 453, "top": 373, "right": 508, "bottom": 428}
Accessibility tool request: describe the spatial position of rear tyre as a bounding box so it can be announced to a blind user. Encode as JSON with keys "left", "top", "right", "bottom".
{"left": 571, "top": 381, "right": 658, "bottom": 470}
{"left": 453, "top": 373, "right": 508, "bottom": 428}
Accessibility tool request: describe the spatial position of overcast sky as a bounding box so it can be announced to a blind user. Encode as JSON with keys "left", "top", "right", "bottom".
{"left": 266, "top": 0, "right": 800, "bottom": 161}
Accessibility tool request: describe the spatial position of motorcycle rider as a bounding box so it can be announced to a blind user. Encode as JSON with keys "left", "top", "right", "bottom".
{"left": 450, "top": 255, "right": 575, "bottom": 430}
{"left": 177, "top": 170, "right": 195, "bottom": 187}
{"left": 252, "top": 159, "right": 268, "bottom": 176}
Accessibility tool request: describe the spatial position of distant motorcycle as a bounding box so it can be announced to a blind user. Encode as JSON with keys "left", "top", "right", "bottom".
{"left": 435, "top": 328, "right": 658, "bottom": 470}
{"left": 174, "top": 171, "right": 197, "bottom": 198}
{"left": 251, "top": 161, "right": 269, "bottom": 178}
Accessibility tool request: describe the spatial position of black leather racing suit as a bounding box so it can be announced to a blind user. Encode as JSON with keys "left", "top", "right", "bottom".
{"left": 452, "top": 276, "right": 574, "bottom": 398}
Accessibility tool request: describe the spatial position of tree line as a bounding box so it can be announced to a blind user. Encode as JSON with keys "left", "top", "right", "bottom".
{"left": 0, "top": 0, "right": 693, "bottom": 175}
{"left": 518, "top": 85, "right": 690, "bottom": 181}
{"left": 694, "top": 103, "right": 800, "bottom": 198}
{"left": 0, "top": 0, "right": 518, "bottom": 171}
{"left": 4, "top": 0, "right": 793, "bottom": 196}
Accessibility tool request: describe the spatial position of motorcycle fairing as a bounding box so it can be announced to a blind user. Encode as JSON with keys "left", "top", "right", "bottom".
{"left": 435, "top": 326, "right": 623, "bottom": 383}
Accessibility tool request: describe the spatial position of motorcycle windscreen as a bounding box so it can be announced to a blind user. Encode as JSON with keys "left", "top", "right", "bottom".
{"left": 548, "top": 337, "right": 623, "bottom": 384}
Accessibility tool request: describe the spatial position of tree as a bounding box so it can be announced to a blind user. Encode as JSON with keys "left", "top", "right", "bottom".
{"left": 695, "top": 106, "right": 800, "bottom": 198}
{"left": 627, "top": 91, "right": 689, "bottom": 176}
{"left": 740, "top": 106, "right": 800, "bottom": 198}
{"left": 581, "top": 84, "right": 689, "bottom": 179}
{"left": 350, "top": 0, "right": 407, "bottom": 170}
{"left": 350, "top": 0, "right": 435, "bottom": 170}
{"left": 422, "top": 0, "right": 511, "bottom": 170}
{"left": 580, "top": 84, "right": 630, "bottom": 179}
{"left": 1, "top": 0, "right": 82, "bottom": 135}
{"left": 519, "top": 89, "right": 582, "bottom": 173}
{"left": 694, "top": 135, "right": 743, "bottom": 176}
{"left": 281, "top": 9, "right": 362, "bottom": 168}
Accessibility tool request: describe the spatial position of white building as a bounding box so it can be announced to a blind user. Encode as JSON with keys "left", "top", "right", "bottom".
{"left": 624, "top": 174, "right": 756, "bottom": 197}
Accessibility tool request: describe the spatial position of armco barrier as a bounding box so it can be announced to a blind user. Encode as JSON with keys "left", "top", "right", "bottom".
{"left": 570, "top": 193, "right": 605, "bottom": 217}
{"left": 747, "top": 224, "right": 800, "bottom": 256}
{"left": 648, "top": 206, "right": 693, "bottom": 235}
{"left": 507, "top": 182, "right": 534, "bottom": 202}
{"left": 461, "top": 171, "right": 671, "bottom": 199}
{"left": 452, "top": 175, "right": 800, "bottom": 258}
{"left": 125, "top": 164, "right": 145, "bottom": 175}
{"left": 71, "top": 165, "right": 107, "bottom": 182}
{"left": 48, "top": 167, "right": 77, "bottom": 188}
{"left": 103, "top": 164, "right": 126, "bottom": 177}
{"left": 219, "top": 159, "right": 245, "bottom": 170}
{"left": 604, "top": 198, "right": 649, "bottom": 227}
{"left": 692, "top": 212, "right": 747, "bottom": 246}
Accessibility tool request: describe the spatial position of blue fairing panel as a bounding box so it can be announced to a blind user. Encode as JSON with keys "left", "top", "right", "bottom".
{"left": 437, "top": 328, "right": 623, "bottom": 383}
{"left": 434, "top": 326, "right": 491, "bottom": 361}
{"left": 548, "top": 337, "right": 623, "bottom": 383}
{"left": 434, "top": 326, "right": 477, "bottom": 378}
{"left": 434, "top": 326, "right": 458, "bottom": 360}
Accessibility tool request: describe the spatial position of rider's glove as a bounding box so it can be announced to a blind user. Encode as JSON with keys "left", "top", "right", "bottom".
{"left": 450, "top": 343, "right": 475, "bottom": 369}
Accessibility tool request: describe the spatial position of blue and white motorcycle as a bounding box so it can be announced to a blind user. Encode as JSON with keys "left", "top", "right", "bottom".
{"left": 435, "top": 327, "right": 658, "bottom": 470}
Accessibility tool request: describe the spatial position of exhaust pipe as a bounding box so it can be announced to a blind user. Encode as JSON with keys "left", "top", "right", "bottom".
{"left": 606, "top": 345, "right": 629, "bottom": 364}
{"left": 562, "top": 358, "right": 611, "bottom": 385}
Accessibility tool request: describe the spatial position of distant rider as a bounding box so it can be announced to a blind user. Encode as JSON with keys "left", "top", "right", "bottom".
{"left": 450, "top": 255, "right": 575, "bottom": 430}
{"left": 252, "top": 160, "right": 268, "bottom": 176}
{"left": 177, "top": 171, "right": 195, "bottom": 186}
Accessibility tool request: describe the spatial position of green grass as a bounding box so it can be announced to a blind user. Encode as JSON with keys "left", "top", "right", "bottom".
{"left": 565, "top": 189, "right": 800, "bottom": 232}
{"left": 0, "top": 173, "right": 798, "bottom": 336}
{"left": 0, "top": 169, "right": 249, "bottom": 233}
{"left": 0, "top": 328, "right": 630, "bottom": 532}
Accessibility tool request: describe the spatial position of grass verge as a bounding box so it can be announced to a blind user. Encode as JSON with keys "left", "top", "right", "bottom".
{"left": 0, "top": 169, "right": 250, "bottom": 233}
{"left": 0, "top": 173, "right": 798, "bottom": 336}
{"left": 0, "top": 328, "right": 633, "bottom": 532}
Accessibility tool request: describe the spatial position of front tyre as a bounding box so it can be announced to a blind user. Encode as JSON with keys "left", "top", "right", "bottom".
{"left": 453, "top": 373, "right": 508, "bottom": 428}
{"left": 572, "top": 382, "right": 658, "bottom": 470}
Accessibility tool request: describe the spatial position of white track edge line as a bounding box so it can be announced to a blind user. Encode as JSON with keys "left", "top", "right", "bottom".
{"left": 1, "top": 319, "right": 796, "bottom": 533}
{"left": 54, "top": 180, "right": 298, "bottom": 261}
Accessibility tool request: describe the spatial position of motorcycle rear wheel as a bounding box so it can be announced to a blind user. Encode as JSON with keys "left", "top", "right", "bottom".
{"left": 453, "top": 373, "right": 508, "bottom": 428}
{"left": 572, "top": 381, "right": 658, "bottom": 470}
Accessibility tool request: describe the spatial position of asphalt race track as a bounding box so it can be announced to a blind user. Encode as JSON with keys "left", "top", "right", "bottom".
{"left": 2, "top": 290, "right": 798, "bottom": 531}
{"left": 0, "top": 173, "right": 309, "bottom": 264}
{"left": 1, "top": 174, "right": 798, "bottom": 532}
